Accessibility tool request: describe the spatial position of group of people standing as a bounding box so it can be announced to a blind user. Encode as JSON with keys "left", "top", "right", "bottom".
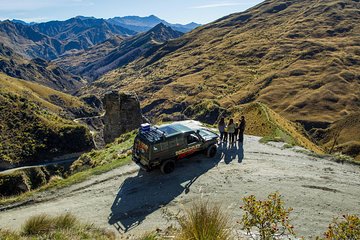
{"left": 218, "top": 116, "right": 246, "bottom": 145}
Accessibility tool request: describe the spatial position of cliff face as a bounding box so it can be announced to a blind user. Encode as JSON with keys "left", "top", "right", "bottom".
{"left": 102, "top": 91, "right": 143, "bottom": 144}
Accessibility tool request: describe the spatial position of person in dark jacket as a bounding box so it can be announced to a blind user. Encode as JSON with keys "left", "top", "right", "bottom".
{"left": 238, "top": 116, "right": 246, "bottom": 143}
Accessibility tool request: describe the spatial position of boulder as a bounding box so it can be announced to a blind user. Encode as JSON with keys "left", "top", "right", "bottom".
{"left": 102, "top": 91, "right": 143, "bottom": 144}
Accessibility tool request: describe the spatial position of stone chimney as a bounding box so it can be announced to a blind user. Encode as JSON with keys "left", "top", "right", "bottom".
{"left": 102, "top": 91, "right": 142, "bottom": 144}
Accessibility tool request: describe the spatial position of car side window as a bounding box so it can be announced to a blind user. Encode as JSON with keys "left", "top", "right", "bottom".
{"left": 168, "top": 138, "right": 178, "bottom": 148}
{"left": 187, "top": 134, "right": 199, "bottom": 145}
{"left": 153, "top": 143, "right": 161, "bottom": 152}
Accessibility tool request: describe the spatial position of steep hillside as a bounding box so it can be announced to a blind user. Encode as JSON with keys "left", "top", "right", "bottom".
{"left": 89, "top": 0, "right": 359, "bottom": 128}
{"left": 0, "top": 20, "right": 61, "bottom": 60}
{"left": 0, "top": 43, "right": 84, "bottom": 92}
{"left": 0, "top": 74, "right": 94, "bottom": 165}
{"left": 32, "top": 17, "right": 135, "bottom": 54}
{"left": 313, "top": 113, "right": 360, "bottom": 160}
{"left": 235, "top": 103, "right": 323, "bottom": 153}
{"left": 53, "top": 36, "right": 124, "bottom": 80}
{"left": 56, "top": 24, "right": 183, "bottom": 81}
{"left": 0, "top": 73, "right": 95, "bottom": 117}
{"left": 0, "top": 18, "right": 135, "bottom": 60}
{"left": 107, "top": 15, "right": 201, "bottom": 33}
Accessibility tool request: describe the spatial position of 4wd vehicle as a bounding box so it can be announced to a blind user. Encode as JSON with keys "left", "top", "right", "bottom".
{"left": 132, "top": 121, "right": 218, "bottom": 174}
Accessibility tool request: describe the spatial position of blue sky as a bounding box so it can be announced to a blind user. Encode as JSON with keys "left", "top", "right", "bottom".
{"left": 0, "top": 0, "right": 263, "bottom": 24}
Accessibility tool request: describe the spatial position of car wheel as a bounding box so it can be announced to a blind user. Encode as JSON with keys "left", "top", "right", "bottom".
{"left": 160, "top": 160, "right": 175, "bottom": 174}
{"left": 206, "top": 145, "right": 217, "bottom": 158}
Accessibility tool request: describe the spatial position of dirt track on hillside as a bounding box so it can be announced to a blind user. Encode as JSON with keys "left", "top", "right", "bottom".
{"left": 0, "top": 136, "right": 359, "bottom": 239}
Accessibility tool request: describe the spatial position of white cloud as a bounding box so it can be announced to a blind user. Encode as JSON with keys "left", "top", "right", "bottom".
{"left": 20, "top": 17, "right": 49, "bottom": 22}
{"left": 191, "top": 2, "right": 246, "bottom": 9}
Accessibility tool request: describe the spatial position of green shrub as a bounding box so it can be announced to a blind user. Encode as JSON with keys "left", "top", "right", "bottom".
{"left": 240, "top": 192, "right": 295, "bottom": 240}
{"left": 22, "top": 213, "right": 79, "bottom": 235}
{"left": 54, "top": 213, "right": 78, "bottom": 229}
{"left": 177, "top": 201, "right": 230, "bottom": 240}
{"left": 0, "top": 229, "right": 21, "bottom": 240}
{"left": 318, "top": 214, "right": 360, "bottom": 240}
{"left": 0, "top": 172, "right": 27, "bottom": 197}
{"left": 22, "top": 214, "right": 54, "bottom": 235}
{"left": 2, "top": 213, "right": 115, "bottom": 239}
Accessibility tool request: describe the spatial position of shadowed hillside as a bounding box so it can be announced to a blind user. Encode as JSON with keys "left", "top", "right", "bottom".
{"left": 313, "top": 113, "right": 360, "bottom": 160}
{"left": 88, "top": 0, "right": 359, "bottom": 126}
{"left": 0, "top": 73, "right": 95, "bottom": 165}
{"left": 0, "top": 43, "right": 84, "bottom": 92}
{"left": 56, "top": 24, "right": 183, "bottom": 81}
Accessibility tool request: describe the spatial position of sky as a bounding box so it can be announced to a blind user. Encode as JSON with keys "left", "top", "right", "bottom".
{"left": 0, "top": 0, "right": 263, "bottom": 24}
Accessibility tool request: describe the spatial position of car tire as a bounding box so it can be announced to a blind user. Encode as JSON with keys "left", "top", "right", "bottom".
{"left": 206, "top": 144, "right": 217, "bottom": 158}
{"left": 160, "top": 160, "right": 175, "bottom": 174}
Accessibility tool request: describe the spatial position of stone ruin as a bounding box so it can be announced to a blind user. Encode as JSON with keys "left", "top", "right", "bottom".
{"left": 102, "top": 91, "right": 143, "bottom": 144}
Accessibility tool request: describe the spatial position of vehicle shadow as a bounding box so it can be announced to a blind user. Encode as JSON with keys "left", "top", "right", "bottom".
{"left": 108, "top": 151, "right": 223, "bottom": 233}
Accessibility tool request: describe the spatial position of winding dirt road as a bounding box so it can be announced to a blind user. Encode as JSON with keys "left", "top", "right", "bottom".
{"left": 0, "top": 135, "right": 359, "bottom": 239}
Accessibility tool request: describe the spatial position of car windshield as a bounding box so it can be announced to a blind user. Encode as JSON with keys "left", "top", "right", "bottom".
{"left": 158, "top": 126, "right": 178, "bottom": 135}
{"left": 198, "top": 129, "right": 217, "bottom": 140}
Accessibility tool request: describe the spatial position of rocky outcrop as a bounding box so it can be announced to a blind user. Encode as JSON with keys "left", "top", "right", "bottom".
{"left": 102, "top": 91, "right": 143, "bottom": 144}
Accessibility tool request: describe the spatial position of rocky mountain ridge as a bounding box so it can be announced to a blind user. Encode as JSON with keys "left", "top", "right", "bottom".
{"left": 0, "top": 18, "right": 135, "bottom": 60}
{"left": 0, "top": 43, "right": 84, "bottom": 92}
{"left": 55, "top": 23, "right": 183, "bottom": 81}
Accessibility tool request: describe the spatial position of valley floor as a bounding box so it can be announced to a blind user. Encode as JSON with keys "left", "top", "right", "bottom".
{"left": 0, "top": 136, "right": 359, "bottom": 239}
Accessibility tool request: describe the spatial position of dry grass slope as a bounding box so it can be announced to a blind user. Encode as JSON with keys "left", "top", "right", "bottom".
{"left": 0, "top": 75, "right": 94, "bottom": 165}
{"left": 84, "top": 0, "right": 359, "bottom": 156}
{"left": 0, "top": 73, "right": 93, "bottom": 116}
{"left": 234, "top": 102, "right": 323, "bottom": 153}
{"left": 314, "top": 112, "right": 360, "bottom": 160}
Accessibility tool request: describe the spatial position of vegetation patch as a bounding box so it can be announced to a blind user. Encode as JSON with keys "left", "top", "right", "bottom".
{"left": 177, "top": 201, "right": 230, "bottom": 240}
{"left": 232, "top": 102, "right": 323, "bottom": 153}
{"left": 0, "top": 213, "right": 115, "bottom": 240}
{"left": 0, "top": 131, "right": 135, "bottom": 205}
{"left": 183, "top": 100, "right": 229, "bottom": 125}
{"left": 0, "top": 91, "right": 93, "bottom": 165}
{"left": 240, "top": 192, "right": 295, "bottom": 239}
{"left": 320, "top": 214, "right": 360, "bottom": 240}
{"left": 70, "top": 130, "right": 136, "bottom": 173}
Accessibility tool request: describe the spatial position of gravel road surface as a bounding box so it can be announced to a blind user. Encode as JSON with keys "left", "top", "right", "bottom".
{"left": 1, "top": 135, "right": 359, "bottom": 239}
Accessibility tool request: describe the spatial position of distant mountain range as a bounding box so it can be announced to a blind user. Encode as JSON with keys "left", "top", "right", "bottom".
{"left": 10, "top": 15, "right": 200, "bottom": 33}
{"left": 55, "top": 23, "right": 183, "bottom": 81}
{"left": 0, "top": 18, "right": 135, "bottom": 60}
{"left": 106, "top": 15, "right": 201, "bottom": 33}
{"left": 0, "top": 15, "right": 199, "bottom": 61}
{"left": 0, "top": 43, "right": 83, "bottom": 91}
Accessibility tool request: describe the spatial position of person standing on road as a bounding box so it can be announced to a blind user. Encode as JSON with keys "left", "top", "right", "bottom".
{"left": 234, "top": 120, "right": 239, "bottom": 142}
{"left": 218, "top": 117, "right": 226, "bottom": 142}
{"left": 227, "top": 119, "right": 236, "bottom": 144}
{"left": 224, "top": 122, "right": 228, "bottom": 142}
{"left": 238, "top": 116, "right": 246, "bottom": 143}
